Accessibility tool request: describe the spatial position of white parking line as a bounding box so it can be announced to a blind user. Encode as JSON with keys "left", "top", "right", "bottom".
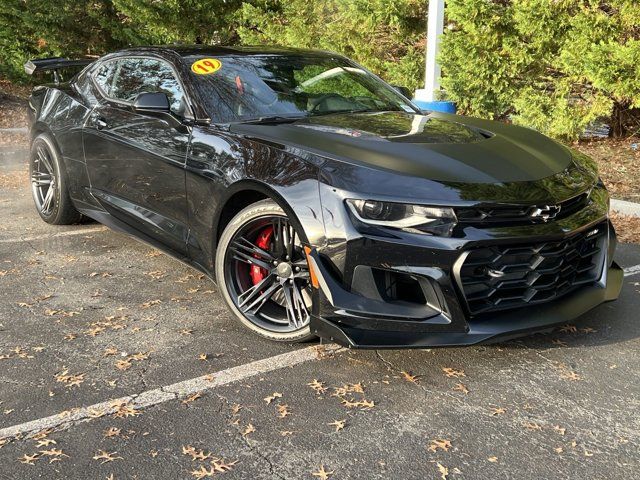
{"left": 0, "top": 226, "right": 108, "bottom": 244}
{"left": 623, "top": 264, "right": 640, "bottom": 277}
{"left": 0, "top": 344, "right": 341, "bottom": 442}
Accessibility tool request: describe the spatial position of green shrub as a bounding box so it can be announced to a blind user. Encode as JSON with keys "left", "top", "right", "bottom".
{"left": 440, "top": 0, "right": 640, "bottom": 139}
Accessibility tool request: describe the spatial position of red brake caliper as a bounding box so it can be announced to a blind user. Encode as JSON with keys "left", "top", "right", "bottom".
{"left": 250, "top": 225, "right": 274, "bottom": 285}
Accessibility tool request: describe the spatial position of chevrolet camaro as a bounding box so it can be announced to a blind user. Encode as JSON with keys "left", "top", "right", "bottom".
{"left": 25, "top": 46, "right": 623, "bottom": 348}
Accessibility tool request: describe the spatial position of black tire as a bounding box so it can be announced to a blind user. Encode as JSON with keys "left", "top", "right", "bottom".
{"left": 215, "top": 199, "right": 316, "bottom": 343}
{"left": 29, "top": 133, "right": 82, "bottom": 225}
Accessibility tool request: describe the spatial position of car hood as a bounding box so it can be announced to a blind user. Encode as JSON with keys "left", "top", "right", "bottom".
{"left": 230, "top": 111, "right": 573, "bottom": 184}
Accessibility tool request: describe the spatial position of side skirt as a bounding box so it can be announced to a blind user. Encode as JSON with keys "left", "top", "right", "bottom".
{"left": 75, "top": 201, "right": 215, "bottom": 282}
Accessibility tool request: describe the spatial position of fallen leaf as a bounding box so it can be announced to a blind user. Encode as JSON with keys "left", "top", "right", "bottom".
{"left": 115, "top": 359, "right": 132, "bottom": 371}
{"left": 210, "top": 457, "right": 238, "bottom": 473}
{"left": 312, "top": 465, "right": 334, "bottom": 479}
{"left": 191, "top": 466, "right": 214, "bottom": 479}
{"left": 182, "top": 445, "right": 211, "bottom": 461}
{"left": 553, "top": 425, "right": 566, "bottom": 435}
{"left": 54, "top": 369, "right": 85, "bottom": 388}
{"left": 488, "top": 456, "right": 498, "bottom": 463}
{"left": 558, "top": 324, "right": 578, "bottom": 333}
{"left": 141, "top": 299, "right": 162, "bottom": 308}
{"left": 264, "top": 392, "right": 282, "bottom": 404}
{"left": 560, "top": 370, "right": 581, "bottom": 381}
{"left": 198, "top": 353, "right": 208, "bottom": 361}
{"left": 428, "top": 439, "right": 452, "bottom": 452}
{"left": 104, "top": 427, "right": 121, "bottom": 438}
{"left": 341, "top": 398, "right": 375, "bottom": 409}
{"left": 436, "top": 462, "right": 449, "bottom": 480}
{"left": 490, "top": 407, "right": 505, "bottom": 416}
{"left": 35, "top": 439, "right": 56, "bottom": 447}
{"left": 401, "top": 371, "right": 420, "bottom": 384}
{"left": 242, "top": 424, "right": 255, "bottom": 437}
{"left": 113, "top": 403, "right": 140, "bottom": 418}
{"left": 88, "top": 408, "right": 106, "bottom": 418}
{"left": 39, "top": 448, "right": 68, "bottom": 458}
{"left": 453, "top": 383, "right": 469, "bottom": 394}
{"left": 130, "top": 352, "right": 150, "bottom": 361}
{"left": 442, "top": 367, "right": 465, "bottom": 378}
{"left": 93, "top": 450, "right": 122, "bottom": 464}
{"left": 146, "top": 270, "right": 166, "bottom": 280}
{"left": 277, "top": 404, "right": 291, "bottom": 418}
{"left": 332, "top": 383, "right": 365, "bottom": 396}
{"left": 18, "top": 453, "right": 39, "bottom": 465}
{"left": 328, "top": 419, "right": 346, "bottom": 432}
{"left": 307, "top": 379, "right": 327, "bottom": 394}
{"left": 523, "top": 422, "right": 542, "bottom": 431}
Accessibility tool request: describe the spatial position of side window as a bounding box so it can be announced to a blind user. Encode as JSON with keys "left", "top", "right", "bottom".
{"left": 110, "top": 58, "right": 185, "bottom": 113}
{"left": 93, "top": 61, "right": 118, "bottom": 97}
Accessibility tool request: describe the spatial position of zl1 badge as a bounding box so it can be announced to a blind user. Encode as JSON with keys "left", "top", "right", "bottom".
{"left": 191, "top": 58, "right": 221, "bottom": 75}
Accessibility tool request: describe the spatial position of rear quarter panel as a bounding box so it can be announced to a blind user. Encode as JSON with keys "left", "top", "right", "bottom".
{"left": 29, "top": 83, "right": 92, "bottom": 199}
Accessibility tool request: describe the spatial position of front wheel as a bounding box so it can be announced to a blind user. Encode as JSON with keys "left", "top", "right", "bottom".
{"left": 215, "top": 199, "right": 315, "bottom": 343}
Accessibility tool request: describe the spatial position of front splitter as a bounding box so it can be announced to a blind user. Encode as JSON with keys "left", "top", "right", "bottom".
{"left": 312, "top": 263, "right": 624, "bottom": 349}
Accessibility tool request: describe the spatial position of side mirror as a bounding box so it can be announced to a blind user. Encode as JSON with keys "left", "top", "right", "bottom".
{"left": 133, "top": 92, "right": 170, "bottom": 113}
{"left": 391, "top": 85, "right": 413, "bottom": 100}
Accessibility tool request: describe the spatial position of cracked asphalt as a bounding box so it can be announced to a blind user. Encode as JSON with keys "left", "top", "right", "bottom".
{"left": 1, "top": 149, "right": 639, "bottom": 479}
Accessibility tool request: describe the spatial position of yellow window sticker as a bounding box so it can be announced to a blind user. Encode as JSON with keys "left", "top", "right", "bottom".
{"left": 191, "top": 58, "right": 222, "bottom": 75}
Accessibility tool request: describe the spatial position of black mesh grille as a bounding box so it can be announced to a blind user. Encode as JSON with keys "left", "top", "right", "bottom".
{"left": 458, "top": 224, "right": 606, "bottom": 315}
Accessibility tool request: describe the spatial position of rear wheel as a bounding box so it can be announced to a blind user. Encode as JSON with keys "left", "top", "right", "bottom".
{"left": 29, "top": 134, "right": 81, "bottom": 225}
{"left": 215, "top": 199, "right": 315, "bottom": 342}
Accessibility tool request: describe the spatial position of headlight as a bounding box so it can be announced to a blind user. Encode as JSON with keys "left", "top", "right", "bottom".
{"left": 346, "top": 199, "right": 457, "bottom": 236}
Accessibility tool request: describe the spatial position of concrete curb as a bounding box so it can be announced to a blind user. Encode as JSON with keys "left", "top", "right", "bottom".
{"left": 0, "top": 127, "right": 28, "bottom": 133}
{"left": 611, "top": 199, "right": 640, "bottom": 218}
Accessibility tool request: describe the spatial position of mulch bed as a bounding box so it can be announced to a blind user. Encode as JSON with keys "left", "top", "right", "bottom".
{"left": 610, "top": 213, "right": 640, "bottom": 244}
{"left": 573, "top": 139, "right": 640, "bottom": 203}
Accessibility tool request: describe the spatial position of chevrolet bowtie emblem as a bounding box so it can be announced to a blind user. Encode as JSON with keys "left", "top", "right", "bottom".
{"left": 530, "top": 204, "right": 561, "bottom": 222}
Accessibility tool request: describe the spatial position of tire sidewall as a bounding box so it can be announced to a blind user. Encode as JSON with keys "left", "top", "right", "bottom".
{"left": 215, "top": 199, "right": 314, "bottom": 343}
{"left": 29, "top": 134, "right": 78, "bottom": 225}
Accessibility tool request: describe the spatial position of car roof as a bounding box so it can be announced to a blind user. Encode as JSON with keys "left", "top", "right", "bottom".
{"left": 118, "top": 45, "right": 338, "bottom": 58}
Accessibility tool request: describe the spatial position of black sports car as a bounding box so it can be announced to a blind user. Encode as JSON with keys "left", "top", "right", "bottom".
{"left": 25, "top": 46, "right": 622, "bottom": 348}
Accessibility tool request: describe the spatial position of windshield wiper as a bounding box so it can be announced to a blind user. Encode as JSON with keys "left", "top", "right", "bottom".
{"left": 309, "top": 108, "right": 399, "bottom": 117}
{"left": 235, "top": 115, "right": 307, "bottom": 125}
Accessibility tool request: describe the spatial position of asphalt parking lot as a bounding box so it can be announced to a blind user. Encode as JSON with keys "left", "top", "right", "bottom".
{"left": 1, "top": 149, "right": 639, "bottom": 479}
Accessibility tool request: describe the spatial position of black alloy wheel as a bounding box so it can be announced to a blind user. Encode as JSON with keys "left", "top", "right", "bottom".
{"left": 216, "top": 200, "right": 315, "bottom": 342}
{"left": 29, "top": 134, "right": 82, "bottom": 225}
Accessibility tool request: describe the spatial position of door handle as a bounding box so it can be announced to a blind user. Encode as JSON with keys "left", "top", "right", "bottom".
{"left": 90, "top": 113, "right": 108, "bottom": 130}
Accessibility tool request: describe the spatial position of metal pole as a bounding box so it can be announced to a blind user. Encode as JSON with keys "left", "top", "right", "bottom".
{"left": 415, "top": 0, "right": 444, "bottom": 102}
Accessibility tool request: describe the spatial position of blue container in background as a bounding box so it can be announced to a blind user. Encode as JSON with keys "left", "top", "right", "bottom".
{"left": 412, "top": 100, "right": 456, "bottom": 114}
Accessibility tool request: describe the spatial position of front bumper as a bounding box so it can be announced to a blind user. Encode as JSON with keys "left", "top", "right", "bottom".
{"left": 310, "top": 262, "right": 622, "bottom": 348}
{"left": 307, "top": 207, "right": 623, "bottom": 348}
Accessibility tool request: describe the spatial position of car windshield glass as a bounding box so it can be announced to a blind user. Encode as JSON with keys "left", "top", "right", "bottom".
{"left": 185, "top": 54, "right": 417, "bottom": 123}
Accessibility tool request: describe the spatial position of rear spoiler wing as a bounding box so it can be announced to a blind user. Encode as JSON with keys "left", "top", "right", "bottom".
{"left": 24, "top": 57, "right": 94, "bottom": 84}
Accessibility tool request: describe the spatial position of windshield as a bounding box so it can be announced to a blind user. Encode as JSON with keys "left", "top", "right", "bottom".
{"left": 184, "top": 54, "right": 418, "bottom": 123}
